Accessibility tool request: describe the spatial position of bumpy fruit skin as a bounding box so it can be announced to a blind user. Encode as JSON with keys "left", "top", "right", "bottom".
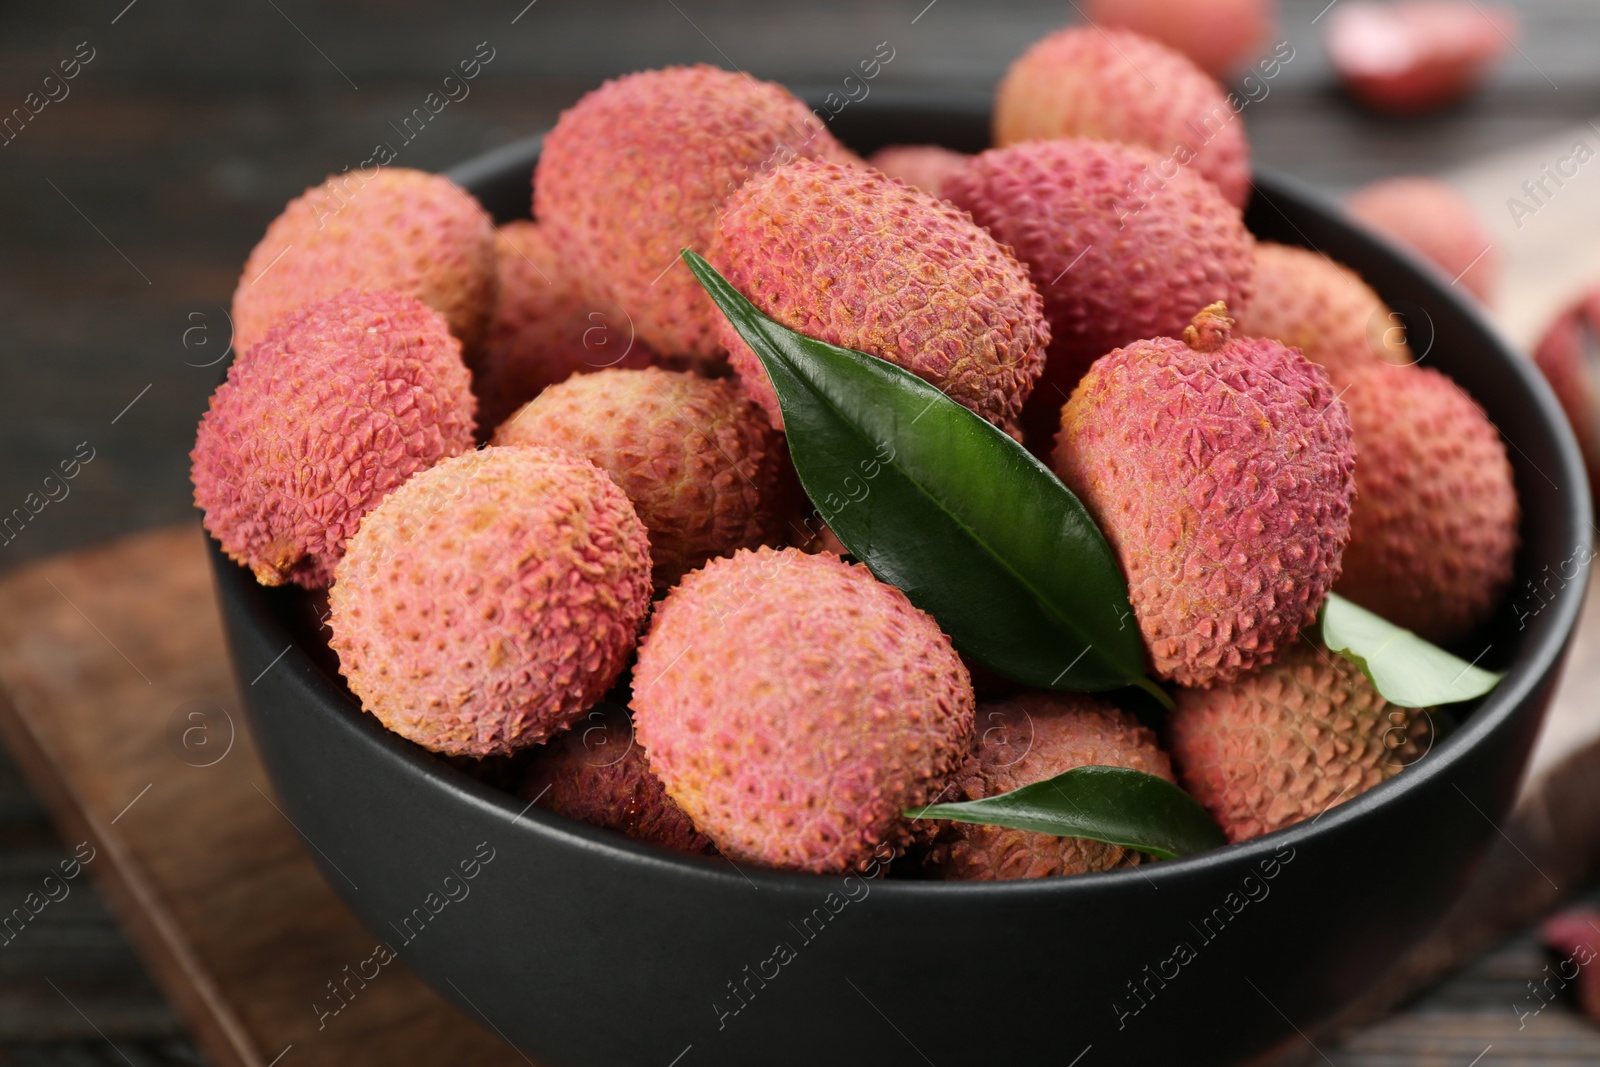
{"left": 1168, "top": 644, "right": 1432, "bottom": 843}
{"left": 473, "top": 222, "right": 658, "bottom": 433}
{"left": 865, "top": 144, "right": 972, "bottom": 195}
{"left": 632, "top": 547, "right": 975, "bottom": 873}
{"left": 493, "top": 367, "right": 794, "bottom": 593}
{"left": 710, "top": 159, "right": 1048, "bottom": 434}
{"left": 1335, "top": 362, "right": 1518, "bottom": 643}
{"left": 1326, "top": 1, "right": 1515, "bottom": 115}
{"left": 943, "top": 139, "right": 1254, "bottom": 450}
{"left": 1346, "top": 177, "right": 1498, "bottom": 304}
{"left": 1054, "top": 305, "right": 1356, "bottom": 687}
{"left": 994, "top": 27, "right": 1252, "bottom": 208}
{"left": 328, "top": 446, "right": 653, "bottom": 758}
{"left": 192, "top": 289, "right": 475, "bottom": 589}
{"left": 1235, "top": 242, "right": 1412, "bottom": 381}
{"left": 535, "top": 66, "right": 857, "bottom": 364}
{"left": 520, "top": 702, "right": 715, "bottom": 855}
{"left": 231, "top": 168, "right": 496, "bottom": 358}
{"left": 921, "top": 693, "right": 1174, "bottom": 881}
{"left": 1083, "top": 0, "right": 1276, "bottom": 77}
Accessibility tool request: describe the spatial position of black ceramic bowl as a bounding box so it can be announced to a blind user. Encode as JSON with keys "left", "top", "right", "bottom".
{"left": 213, "top": 92, "right": 1591, "bottom": 1067}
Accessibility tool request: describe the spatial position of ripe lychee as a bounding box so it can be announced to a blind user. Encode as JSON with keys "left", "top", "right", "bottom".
{"left": 1533, "top": 293, "right": 1600, "bottom": 501}
{"left": 709, "top": 159, "right": 1048, "bottom": 434}
{"left": 1335, "top": 362, "right": 1519, "bottom": 643}
{"left": 994, "top": 26, "right": 1252, "bottom": 208}
{"left": 493, "top": 367, "right": 795, "bottom": 593}
{"left": 231, "top": 167, "right": 496, "bottom": 358}
{"left": 865, "top": 144, "right": 971, "bottom": 195}
{"left": 328, "top": 445, "right": 653, "bottom": 758}
{"left": 1326, "top": 1, "right": 1516, "bottom": 115}
{"left": 1053, "top": 304, "right": 1356, "bottom": 688}
{"left": 1167, "top": 643, "right": 1432, "bottom": 843}
{"left": 632, "top": 547, "right": 974, "bottom": 874}
{"left": 1346, "top": 176, "right": 1498, "bottom": 304}
{"left": 1082, "top": 0, "right": 1277, "bottom": 78}
{"left": 535, "top": 65, "right": 858, "bottom": 365}
{"left": 473, "top": 221, "right": 658, "bottom": 433}
{"left": 943, "top": 138, "right": 1254, "bottom": 449}
{"left": 1234, "top": 242, "right": 1413, "bottom": 381}
{"left": 520, "top": 701, "right": 715, "bottom": 855}
{"left": 920, "top": 692, "right": 1175, "bottom": 881}
{"left": 192, "top": 289, "right": 476, "bottom": 589}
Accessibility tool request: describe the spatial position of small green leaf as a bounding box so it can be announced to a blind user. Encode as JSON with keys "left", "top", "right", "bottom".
{"left": 682, "top": 251, "right": 1165, "bottom": 705}
{"left": 906, "top": 766, "right": 1226, "bottom": 860}
{"left": 1321, "top": 593, "right": 1504, "bottom": 707}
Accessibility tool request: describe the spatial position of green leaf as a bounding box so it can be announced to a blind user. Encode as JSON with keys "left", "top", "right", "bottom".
{"left": 682, "top": 251, "right": 1165, "bottom": 705}
{"left": 906, "top": 766, "right": 1226, "bottom": 860}
{"left": 1320, "top": 593, "right": 1504, "bottom": 707}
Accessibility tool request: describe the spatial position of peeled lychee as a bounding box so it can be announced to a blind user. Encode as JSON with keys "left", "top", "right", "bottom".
{"left": 865, "top": 144, "right": 971, "bottom": 195}
{"left": 192, "top": 289, "right": 476, "bottom": 589}
{"left": 943, "top": 138, "right": 1254, "bottom": 449}
{"left": 1234, "top": 242, "right": 1413, "bottom": 380}
{"left": 231, "top": 167, "right": 496, "bottom": 358}
{"left": 921, "top": 692, "right": 1174, "bottom": 881}
{"left": 1082, "top": 0, "right": 1276, "bottom": 78}
{"left": 473, "top": 221, "right": 658, "bottom": 433}
{"left": 1054, "top": 304, "right": 1356, "bottom": 688}
{"left": 632, "top": 547, "right": 974, "bottom": 873}
{"left": 520, "top": 701, "right": 714, "bottom": 855}
{"left": 328, "top": 445, "right": 653, "bottom": 758}
{"left": 1326, "top": 1, "right": 1516, "bottom": 115}
{"left": 535, "top": 65, "right": 857, "bottom": 364}
{"left": 1335, "top": 362, "right": 1519, "bottom": 643}
{"left": 709, "top": 159, "right": 1048, "bottom": 434}
{"left": 1168, "top": 643, "right": 1432, "bottom": 842}
{"left": 994, "top": 26, "right": 1252, "bottom": 208}
{"left": 1346, "top": 177, "right": 1498, "bottom": 304}
{"left": 493, "top": 367, "right": 794, "bottom": 593}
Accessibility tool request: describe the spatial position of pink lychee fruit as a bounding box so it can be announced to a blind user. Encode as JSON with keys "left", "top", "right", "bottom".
{"left": 1082, "top": 0, "right": 1277, "bottom": 78}
{"left": 1326, "top": 1, "right": 1517, "bottom": 114}
{"left": 865, "top": 144, "right": 972, "bottom": 195}
{"left": 1346, "top": 176, "right": 1499, "bottom": 304}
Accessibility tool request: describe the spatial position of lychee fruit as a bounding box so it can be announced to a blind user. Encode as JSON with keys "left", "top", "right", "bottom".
{"left": 920, "top": 692, "right": 1175, "bottom": 881}
{"left": 1335, "top": 361, "right": 1518, "bottom": 643}
{"left": 865, "top": 144, "right": 971, "bottom": 195}
{"left": 473, "top": 221, "right": 658, "bottom": 433}
{"left": 534, "top": 65, "right": 858, "bottom": 365}
{"left": 1346, "top": 177, "right": 1498, "bottom": 304}
{"left": 1540, "top": 909, "right": 1600, "bottom": 1023}
{"left": 1533, "top": 293, "right": 1600, "bottom": 501}
{"left": 1082, "top": 0, "right": 1277, "bottom": 78}
{"left": 493, "top": 367, "right": 795, "bottom": 593}
{"left": 1326, "top": 1, "right": 1516, "bottom": 115}
{"left": 1053, "top": 304, "right": 1356, "bottom": 688}
{"left": 632, "top": 547, "right": 974, "bottom": 874}
{"left": 192, "top": 289, "right": 476, "bottom": 589}
{"left": 709, "top": 159, "right": 1049, "bottom": 434}
{"left": 520, "top": 701, "right": 715, "bottom": 855}
{"left": 943, "top": 138, "right": 1254, "bottom": 450}
{"left": 1234, "top": 242, "right": 1413, "bottom": 381}
{"left": 231, "top": 167, "right": 496, "bottom": 359}
{"left": 994, "top": 26, "right": 1252, "bottom": 208}
{"left": 328, "top": 445, "right": 653, "bottom": 758}
{"left": 1168, "top": 643, "right": 1433, "bottom": 843}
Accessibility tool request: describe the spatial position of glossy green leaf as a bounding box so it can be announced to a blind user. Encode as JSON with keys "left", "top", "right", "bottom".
{"left": 905, "top": 766, "right": 1226, "bottom": 860}
{"left": 683, "top": 251, "right": 1165, "bottom": 704}
{"left": 1321, "top": 593, "right": 1504, "bottom": 707}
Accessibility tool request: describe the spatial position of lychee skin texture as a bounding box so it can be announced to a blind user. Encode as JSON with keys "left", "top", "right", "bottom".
{"left": 1234, "top": 242, "right": 1412, "bottom": 382}
{"left": 231, "top": 168, "right": 496, "bottom": 359}
{"left": 1346, "top": 177, "right": 1499, "bottom": 304}
{"left": 520, "top": 703, "right": 715, "bottom": 855}
{"left": 943, "top": 139, "right": 1254, "bottom": 449}
{"left": 1168, "top": 644, "right": 1431, "bottom": 843}
{"left": 1054, "top": 305, "right": 1356, "bottom": 688}
{"left": 632, "top": 547, "right": 975, "bottom": 874}
{"left": 865, "top": 144, "right": 972, "bottom": 195}
{"left": 493, "top": 367, "right": 794, "bottom": 593}
{"left": 994, "top": 27, "right": 1252, "bottom": 209}
{"left": 1083, "top": 0, "right": 1277, "bottom": 78}
{"left": 473, "top": 221, "right": 658, "bottom": 433}
{"left": 922, "top": 693, "right": 1175, "bottom": 881}
{"left": 1335, "top": 363, "right": 1519, "bottom": 644}
{"left": 535, "top": 66, "right": 857, "bottom": 364}
{"left": 192, "top": 289, "right": 476, "bottom": 589}
{"left": 328, "top": 446, "right": 653, "bottom": 758}
{"left": 710, "top": 159, "right": 1049, "bottom": 434}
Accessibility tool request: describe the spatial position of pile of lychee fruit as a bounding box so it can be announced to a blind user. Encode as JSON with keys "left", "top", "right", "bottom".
{"left": 193, "top": 23, "right": 1520, "bottom": 880}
